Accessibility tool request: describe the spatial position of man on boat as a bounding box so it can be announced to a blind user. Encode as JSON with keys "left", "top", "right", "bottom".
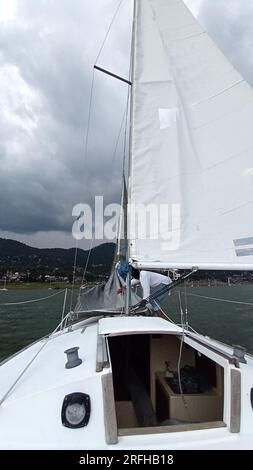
{"left": 117, "top": 265, "right": 172, "bottom": 317}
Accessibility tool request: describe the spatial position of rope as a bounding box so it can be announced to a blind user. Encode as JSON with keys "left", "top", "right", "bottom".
{"left": 0, "top": 289, "right": 65, "bottom": 306}
{"left": 187, "top": 324, "right": 200, "bottom": 334}
{"left": 181, "top": 291, "right": 253, "bottom": 307}
{"left": 151, "top": 298, "right": 176, "bottom": 324}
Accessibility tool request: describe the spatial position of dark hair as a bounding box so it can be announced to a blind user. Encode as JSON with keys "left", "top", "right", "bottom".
{"left": 131, "top": 267, "right": 140, "bottom": 280}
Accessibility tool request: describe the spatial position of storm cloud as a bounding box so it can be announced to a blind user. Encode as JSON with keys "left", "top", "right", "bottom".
{"left": 0, "top": 0, "right": 132, "bottom": 246}
{"left": 0, "top": 0, "right": 253, "bottom": 247}
{"left": 187, "top": 0, "right": 253, "bottom": 87}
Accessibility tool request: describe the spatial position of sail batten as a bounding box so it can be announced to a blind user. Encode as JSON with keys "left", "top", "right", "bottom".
{"left": 128, "top": 0, "right": 253, "bottom": 270}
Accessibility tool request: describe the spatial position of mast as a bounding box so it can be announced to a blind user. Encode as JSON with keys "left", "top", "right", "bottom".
{"left": 125, "top": 0, "right": 137, "bottom": 315}
{"left": 116, "top": 175, "right": 127, "bottom": 259}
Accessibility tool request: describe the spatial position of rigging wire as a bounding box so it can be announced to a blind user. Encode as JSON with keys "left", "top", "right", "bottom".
{"left": 0, "top": 0, "right": 124, "bottom": 314}
{"left": 184, "top": 282, "right": 189, "bottom": 330}
{"left": 114, "top": 90, "right": 131, "bottom": 262}
{"left": 73, "top": 0, "right": 132, "bottom": 316}
{"left": 122, "top": 61, "right": 132, "bottom": 176}
{"left": 74, "top": 0, "right": 129, "bottom": 293}
{"left": 144, "top": 290, "right": 194, "bottom": 419}
{"left": 70, "top": 239, "right": 78, "bottom": 312}
{"left": 69, "top": 66, "right": 96, "bottom": 306}
{"left": 168, "top": 286, "right": 253, "bottom": 334}
{"left": 178, "top": 291, "right": 184, "bottom": 326}
{"left": 0, "top": 288, "right": 65, "bottom": 307}
{"left": 81, "top": 237, "right": 95, "bottom": 287}
{"left": 122, "top": 0, "right": 135, "bottom": 315}
{"left": 83, "top": 68, "right": 95, "bottom": 165}
{"left": 0, "top": 308, "right": 73, "bottom": 407}
{"left": 60, "top": 288, "right": 68, "bottom": 331}
{"left": 94, "top": 0, "right": 125, "bottom": 65}
{"left": 177, "top": 291, "right": 192, "bottom": 422}
{"left": 110, "top": 104, "right": 128, "bottom": 165}
{"left": 181, "top": 291, "right": 253, "bottom": 307}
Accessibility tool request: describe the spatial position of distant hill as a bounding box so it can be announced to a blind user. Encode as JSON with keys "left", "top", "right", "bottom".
{"left": 1, "top": 237, "right": 252, "bottom": 284}
{"left": 0, "top": 238, "right": 115, "bottom": 280}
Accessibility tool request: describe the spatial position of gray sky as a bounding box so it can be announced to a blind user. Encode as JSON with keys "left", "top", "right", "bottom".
{"left": 0, "top": 0, "right": 253, "bottom": 249}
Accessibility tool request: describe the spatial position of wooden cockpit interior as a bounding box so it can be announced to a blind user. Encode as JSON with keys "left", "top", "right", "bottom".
{"left": 108, "top": 334, "right": 224, "bottom": 434}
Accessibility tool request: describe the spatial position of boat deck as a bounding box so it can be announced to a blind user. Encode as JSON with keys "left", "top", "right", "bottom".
{"left": 0, "top": 316, "right": 252, "bottom": 449}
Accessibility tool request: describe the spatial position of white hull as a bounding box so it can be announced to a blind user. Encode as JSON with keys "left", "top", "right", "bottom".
{"left": 0, "top": 315, "right": 252, "bottom": 450}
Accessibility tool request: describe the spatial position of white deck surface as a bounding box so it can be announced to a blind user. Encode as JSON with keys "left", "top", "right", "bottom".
{"left": 99, "top": 316, "right": 182, "bottom": 335}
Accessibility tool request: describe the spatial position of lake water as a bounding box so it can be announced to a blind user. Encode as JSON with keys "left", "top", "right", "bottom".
{"left": 0, "top": 288, "right": 79, "bottom": 362}
{"left": 0, "top": 285, "right": 253, "bottom": 362}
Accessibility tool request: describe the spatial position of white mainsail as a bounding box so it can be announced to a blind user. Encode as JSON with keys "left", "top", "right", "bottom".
{"left": 128, "top": 0, "right": 253, "bottom": 270}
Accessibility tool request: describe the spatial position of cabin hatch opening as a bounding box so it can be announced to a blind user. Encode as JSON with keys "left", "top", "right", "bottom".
{"left": 108, "top": 333, "right": 224, "bottom": 434}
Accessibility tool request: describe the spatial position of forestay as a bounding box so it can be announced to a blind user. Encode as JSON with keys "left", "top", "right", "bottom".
{"left": 128, "top": 0, "right": 253, "bottom": 270}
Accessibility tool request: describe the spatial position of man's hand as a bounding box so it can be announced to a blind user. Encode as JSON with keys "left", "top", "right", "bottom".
{"left": 139, "top": 299, "right": 147, "bottom": 308}
{"left": 117, "top": 287, "right": 125, "bottom": 294}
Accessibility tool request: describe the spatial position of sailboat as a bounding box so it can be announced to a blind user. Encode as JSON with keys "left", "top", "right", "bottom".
{"left": 1, "top": 0, "right": 253, "bottom": 450}
{"left": 0, "top": 277, "right": 8, "bottom": 291}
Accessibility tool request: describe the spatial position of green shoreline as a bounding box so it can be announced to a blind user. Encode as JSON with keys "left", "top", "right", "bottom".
{"left": 1, "top": 280, "right": 238, "bottom": 290}
{"left": 1, "top": 282, "right": 83, "bottom": 290}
